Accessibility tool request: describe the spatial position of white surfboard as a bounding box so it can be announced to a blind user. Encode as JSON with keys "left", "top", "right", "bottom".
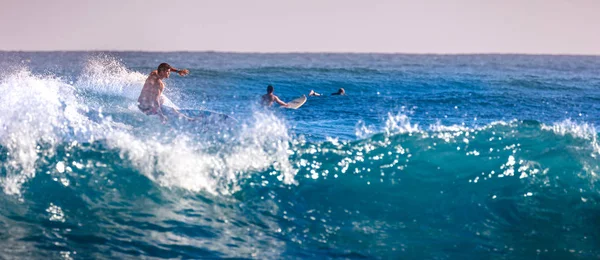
{"left": 286, "top": 95, "right": 307, "bottom": 109}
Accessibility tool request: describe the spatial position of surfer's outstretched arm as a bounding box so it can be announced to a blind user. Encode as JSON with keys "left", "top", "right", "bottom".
{"left": 274, "top": 96, "right": 288, "bottom": 107}
{"left": 169, "top": 67, "right": 190, "bottom": 76}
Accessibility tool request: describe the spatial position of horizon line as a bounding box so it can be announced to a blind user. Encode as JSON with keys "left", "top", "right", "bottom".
{"left": 1, "top": 49, "right": 599, "bottom": 57}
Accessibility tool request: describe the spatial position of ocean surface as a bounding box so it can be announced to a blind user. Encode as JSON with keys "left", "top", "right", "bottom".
{"left": 0, "top": 52, "right": 599, "bottom": 259}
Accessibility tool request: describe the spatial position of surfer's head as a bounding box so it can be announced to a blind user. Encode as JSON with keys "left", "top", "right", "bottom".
{"left": 157, "top": 63, "right": 173, "bottom": 78}
{"left": 267, "top": 85, "right": 274, "bottom": 94}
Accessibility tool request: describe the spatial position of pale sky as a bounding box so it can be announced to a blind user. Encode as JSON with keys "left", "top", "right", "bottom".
{"left": 1, "top": 0, "right": 599, "bottom": 54}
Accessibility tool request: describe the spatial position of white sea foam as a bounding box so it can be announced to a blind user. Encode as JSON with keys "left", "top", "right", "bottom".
{"left": 541, "top": 119, "right": 599, "bottom": 154}
{"left": 76, "top": 55, "right": 146, "bottom": 99}
{"left": 0, "top": 69, "right": 91, "bottom": 195}
{"left": 0, "top": 65, "right": 299, "bottom": 196}
{"left": 354, "top": 112, "right": 420, "bottom": 139}
{"left": 354, "top": 110, "right": 521, "bottom": 144}
{"left": 383, "top": 113, "right": 420, "bottom": 135}
{"left": 354, "top": 120, "right": 376, "bottom": 139}
{"left": 105, "top": 111, "right": 297, "bottom": 195}
{"left": 541, "top": 119, "right": 597, "bottom": 140}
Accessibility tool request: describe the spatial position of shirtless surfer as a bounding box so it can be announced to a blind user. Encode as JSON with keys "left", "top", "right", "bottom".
{"left": 137, "top": 63, "right": 190, "bottom": 122}
{"left": 261, "top": 85, "right": 289, "bottom": 107}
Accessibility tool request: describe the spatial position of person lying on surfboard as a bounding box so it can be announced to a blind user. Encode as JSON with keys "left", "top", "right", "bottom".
{"left": 331, "top": 88, "right": 346, "bottom": 95}
{"left": 308, "top": 88, "right": 346, "bottom": 96}
{"left": 308, "top": 90, "right": 322, "bottom": 96}
{"left": 137, "top": 63, "right": 192, "bottom": 123}
{"left": 261, "top": 85, "right": 289, "bottom": 107}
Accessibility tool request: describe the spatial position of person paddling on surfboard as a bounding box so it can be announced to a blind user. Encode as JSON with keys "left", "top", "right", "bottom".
{"left": 261, "top": 85, "right": 289, "bottom": 107}
{"left": 331, "top": 88, "right": 346, "bottom": 95}
{"left": 137, "top": 63, "right": 191, "bottom": 123}
{"left": 308, "top": 90, "right": 322, "bottom": 96}
{"left": 309, "top": 88, "right": 345, "bottom": 96}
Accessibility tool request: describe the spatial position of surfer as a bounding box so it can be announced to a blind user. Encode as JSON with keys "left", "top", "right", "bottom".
{"left": 137, "top": 63, "right": 191, "bottom": 122}
{"left": 308, "top": 90, "right": 322, "bottom": 96}
{"left": 261, "top": 85, "right": 289, "bottom": 107}
{"left": 309, "top": 88, "right": 345, "bottom": 96}
{"left": 331, "top": 88, "right": 346, "bottom": 95}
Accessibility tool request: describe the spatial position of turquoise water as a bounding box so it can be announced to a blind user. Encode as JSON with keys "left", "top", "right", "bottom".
{"left": 0, "top": 52, "right": 599, "bottom": 259}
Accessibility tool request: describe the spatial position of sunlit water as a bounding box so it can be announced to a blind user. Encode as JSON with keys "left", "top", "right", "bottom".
{"left": 0, "top": 52, "right": 599, "bottom": 259}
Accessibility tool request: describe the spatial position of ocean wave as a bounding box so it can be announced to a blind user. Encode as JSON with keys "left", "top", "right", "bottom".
{"left": 1, "top": 60, "right": 600, "bottom": 258}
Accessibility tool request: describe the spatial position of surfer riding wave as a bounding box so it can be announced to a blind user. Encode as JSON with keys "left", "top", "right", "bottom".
{"left": 137, "top": 63, "right": 192, "bottom": 122}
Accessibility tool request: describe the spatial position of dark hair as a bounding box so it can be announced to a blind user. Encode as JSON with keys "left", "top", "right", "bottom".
{"left": 267, "top": 85, "right": 274, "bottom": 93}
{"left": 157, "top": 63, "right": 172, "bottom": 72}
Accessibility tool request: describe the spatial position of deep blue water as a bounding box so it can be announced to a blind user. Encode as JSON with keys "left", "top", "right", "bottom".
{"left": 0, "top": 52, "right": 599, "bottom": 259}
